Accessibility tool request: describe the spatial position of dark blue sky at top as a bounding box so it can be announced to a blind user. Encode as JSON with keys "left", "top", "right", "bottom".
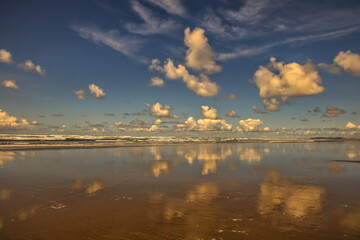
{"left": 0, "top": 0, "right": 359, "bottom": 136}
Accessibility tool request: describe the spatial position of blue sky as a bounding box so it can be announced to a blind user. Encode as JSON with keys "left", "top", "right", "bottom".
{"left": 0, "top": 0, "right": 359, "bottom": 137}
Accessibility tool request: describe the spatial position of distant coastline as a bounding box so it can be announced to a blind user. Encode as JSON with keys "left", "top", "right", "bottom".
{"left": 0, "top": 135, "right": 359, "bottom": 151}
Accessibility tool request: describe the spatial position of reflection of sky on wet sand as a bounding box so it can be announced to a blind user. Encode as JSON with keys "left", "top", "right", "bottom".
{"left": 258, "top": 170, "right": 325, "bottom": 221}
{"left": 0, "top": 142, "right": 360, "bottom": 239}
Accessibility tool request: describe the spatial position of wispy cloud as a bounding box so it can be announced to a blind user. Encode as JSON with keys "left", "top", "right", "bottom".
{"left": 218, "top": 26, "right": 360, "bottom": 60}
{"left": 146, "top": 0, "right": 186, "bottom": 17}
{"left": 71, "top": 24, "right": 143, "bottom": 59}
{"left": 125, "top": 1, "right": 179, "bottom": 35}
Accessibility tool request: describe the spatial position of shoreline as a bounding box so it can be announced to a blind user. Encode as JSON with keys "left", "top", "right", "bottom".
{"left": 0, "top": 138, "right": 359, "bottom": 151}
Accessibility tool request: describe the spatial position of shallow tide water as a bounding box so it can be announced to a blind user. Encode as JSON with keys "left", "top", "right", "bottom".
{"left": 0, "top": 142, "right": 360, "bottom": 239}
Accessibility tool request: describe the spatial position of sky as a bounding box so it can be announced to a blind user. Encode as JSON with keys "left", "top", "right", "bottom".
{"left": 0, "top": 0, "right": 359, "bottom": 138}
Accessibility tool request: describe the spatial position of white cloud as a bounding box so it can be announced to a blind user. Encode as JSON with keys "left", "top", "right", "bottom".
{"left": 146, "top": 0, "right": 185, "bottom": 16}
{"left": 0, "top": 49, "right": 13, "bottom": 64}
{"left": 226, "top": 110, "right": 238, "bottom": 118}
{"left": 150, "top": 76, "right": 164, "bottom": 87}
{"left": 125, "top": 1, "right": 177, "bottom": 35}
{"left": 344, "top": 122, "right": 360, "bottom": 129}
{"left": 201, "top": 105, "right": 219, "bottom": 119}
{"left": 252, "top": 57, "right": 324, "bottom": 111}
{"left": 182, "top": 116, "right": 232, "bottom": 132}
{"left": 153, "top": 119, "right": 163, "bottom": 125}
{"left": 1, "top": 80, "right": 18, "bottom": 90}
{"left": 151, "top": 102, "right": 179, "bottom": 118}
{"left": 0, "top": 109, "right": 33, "bottom": 129}
{"left": 184, "top": 27, "right": 222, "bottom": 74}
{"left": 73, "top": 89, "right": 86, "bottom": 99}
{"left": 333, "top": 50, "right": 360, "bottom": 76}
{"left": 88, "top": 84, "right": 106, "bottom": 99}
{"left": 71, "top": 24, "right": 142, "bottom": 58}
{"left": 237, "top": 118, "right": 265, "bottom": 132}
{"left": 151, "top": 59, "right": 220, "bottom": 97}
{"left": 323, "top": 105, "right": 345, "bottom": 117}
{"left": 18, "top": 60, "right": 45, "bottom": 75}
{"left": 148, "top": 27, "right": 222, "bottom": 97}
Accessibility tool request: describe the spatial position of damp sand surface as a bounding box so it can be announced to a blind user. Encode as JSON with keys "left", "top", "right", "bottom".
{"left": 0, "top": 142, "right": 360, "bottom": 239}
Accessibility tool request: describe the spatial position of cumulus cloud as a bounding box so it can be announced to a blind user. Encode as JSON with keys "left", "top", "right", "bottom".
{"left": 333, "top": 50, "right": 360, "bottom": 76}
{"left": 125, "top": 1, "right": 177, "bottom": 35}
{"left": 151, "top": 59, "right": 220, "bottom": 97}
{"left": 148, "top": 27, "right": 221, "bottom": 98}
{"left": 73, "top": 89, "right": 86, "bottom": 99}
{"left": 236, "top": 118, "right": 265, "bottom": 132}
{"left": 146, "top": 0, "right": 185, "bottom": 16}
{"left": 0, "top": 49, "right": 13, "bottom": 64}
{"left": 224, "top": 93, "right": 238, "bottom": 100}
{"left": 226, "top": 110, "right": 238, "bottom": 118}
{"left": 300, "top": 116, "right": 308, "bottom": 122}
{"left": 150, "top": 102, "right": 179, "bottom": 118}
{"left": 184, "top": 27, "right": 222, "bottom": 74}
{"left": 201, "top": 105, "right": 219, "bottom": 119}
{"left": 18, "top": 60, "right": 45, "bottom": 75}
{"left": 180, "top": 116, "right": 232, "bottom": 132}
{"left": 323, "top": 105, "right": 345, "bottom": 117}
{"left": 1, "top": 80, "right": 18, "bottom": 90}
{"left": 344, "top": 122, "right": 360, "bottom": 130}
{"left": 0, "top": 109, "right": 34, "bottom": 129}
{"left": 252, "top": 105, "right": 267, "bottom": 114}
{"left": 150, "top": 76, "right": 164, "bottom": 87}
{"left": 89, "top": 84, "right": 106, "bottom": 99}
{"left": 153, "top": 119, "right": 163, "bottom": 125}
{"left": 252, "top": 57, "right": 324, "bottom": 111}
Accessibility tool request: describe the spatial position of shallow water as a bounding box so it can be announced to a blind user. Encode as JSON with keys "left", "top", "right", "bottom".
{"left": 0, "top": 142, "right": 360, "bottom": 239}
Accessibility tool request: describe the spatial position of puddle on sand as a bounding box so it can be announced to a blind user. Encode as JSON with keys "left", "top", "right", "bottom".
{"left": 0, "top": 142, "right": 360, "bottom": 239}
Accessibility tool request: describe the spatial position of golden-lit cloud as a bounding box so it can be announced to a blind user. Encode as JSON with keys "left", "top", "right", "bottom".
{"left": 1, "top": 79, "right": 18, "bottom": 90}
{"left": 151, "top": 59, "right": 220, "bottom": 97}
{"left": 0, "top": 109, "right": 35, "bottom": 129}
{"left": 184, "top": 27, "right": 222, "bottom": 74}
{"left": 73, "top": 89, "right": 86, "bottom": 99}
{"left": 201, "top": 105, "right": 219, "bottom": 119}
{"left": 88, "top": 83, "right": 106, "bottom": 99}
{"left": 150, "top": 102, "right": 179, "bottom": 118}
{"left": 236, "top": 118, "right": 265, "bottom": 132}
{"left": 181, "top": 116, "right": 232, "bottom": 132}
{"left": 0, "top": 49, "right": 13, "bottom": 64}
{"left": 333, "top": 50, "right": 360, "bottom": 76}
{"left": 18, "top": 60, "right": 45, "bottom": 75}
{"left": 344, "top": 121, "right": 360, "bottom": 129}
{"left": 153, "top": 119, "right": 163, "bottom": 125}
{"left": 252, "top": 57, "right": 324, "bottom": 111}
{"left": 148, "top": 27, "right": 221, "bottom": 98}
{"left": 150, "top": 76, "right": 165, "bottom": 87}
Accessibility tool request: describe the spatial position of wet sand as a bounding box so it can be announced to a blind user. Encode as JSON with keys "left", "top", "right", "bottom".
{"left": 0, "top": 142, "right": 360, "bottom": 239}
